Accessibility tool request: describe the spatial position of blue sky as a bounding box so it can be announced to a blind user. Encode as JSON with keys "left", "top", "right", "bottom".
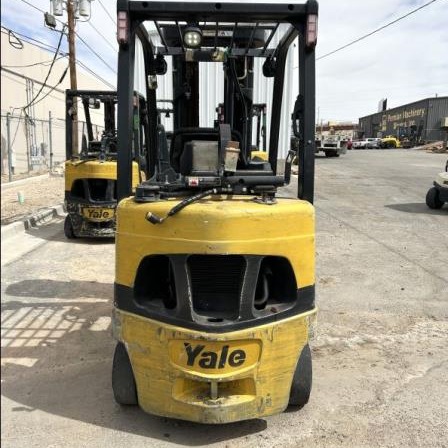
{"left": 1, "top": 0, "right": 447, "bottom": 122}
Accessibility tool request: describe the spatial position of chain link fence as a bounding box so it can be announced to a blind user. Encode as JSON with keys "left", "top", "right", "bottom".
{"left": 1, "top": 112, "right": 103, "bottom": 182}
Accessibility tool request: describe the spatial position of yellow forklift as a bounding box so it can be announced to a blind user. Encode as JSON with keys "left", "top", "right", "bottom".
{"left": 64, "top": 90, "right": 144, "bottom": 238}
{"left": 112, "top": 0, "right": 318, "bottom": 423}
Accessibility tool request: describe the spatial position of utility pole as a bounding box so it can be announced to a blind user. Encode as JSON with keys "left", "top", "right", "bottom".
{"left": 67, "top": 1, "right": 78, "bottom": 157}
{"left": 46, "top": 0, "right": 94, "bottom": 158}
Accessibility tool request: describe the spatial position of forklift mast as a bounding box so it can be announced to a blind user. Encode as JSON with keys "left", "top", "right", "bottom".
{"left": 116, "top": 0, "right": 317, "bottom": 203}
{"left": 253, "top": 104, "right": 267, "bottom": 152}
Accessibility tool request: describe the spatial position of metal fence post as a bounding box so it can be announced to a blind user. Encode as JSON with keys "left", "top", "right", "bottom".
{"left": 24, "top": 114, "right": 31, "bottom": 173}
{"left": 6, "top": 113, "right": 13, "bottom": 182}
{"left": 49, "top": 111, "right": 53, "bottom": 171}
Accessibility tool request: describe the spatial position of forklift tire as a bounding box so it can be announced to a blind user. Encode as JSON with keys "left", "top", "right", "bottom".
{"left": 324, "top": 150, "right": 335, "bottom": 158}
{"left": 112, "top": 342, "right": 138, "bottom": 405}
{"left": 288, "top": 344, "right": 312, "bottom": 407}
{"left": 64, "top": 215, "right": 76, "bottom": 239}
{"left": 426, "top": 187, "right": 444, "bottom": 209}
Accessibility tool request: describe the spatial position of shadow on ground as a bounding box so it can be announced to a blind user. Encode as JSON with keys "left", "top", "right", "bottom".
{"left": 23, "top": 218, "right": 116, "bottom": 244}
{"left": 1, "top": 279, "right": 269, "bottom": 445}
{"left": 385, "top": 202, "right": 448, "bottom": 215}
{"left": 5, "top": 279, "right": 112, "bottom": 300}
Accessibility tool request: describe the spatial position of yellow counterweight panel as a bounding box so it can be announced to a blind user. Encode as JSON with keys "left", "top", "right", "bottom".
{"left": 64, "top": 160, "right": 141, "bottom": 192}
{"left": 115, "top": 196, "right": 315, "bottom": 289}
{"left": 113, "top": 308, "right": 316, "bottom": 424}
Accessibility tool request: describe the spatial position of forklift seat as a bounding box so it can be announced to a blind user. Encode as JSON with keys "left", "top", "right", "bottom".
{"left": 170, "top": 127, "right": 242, "bottom": 174}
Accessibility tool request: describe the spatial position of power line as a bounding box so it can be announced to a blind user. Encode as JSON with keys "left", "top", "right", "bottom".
{"left": 1, "top": 27, "right": 115, "bottom": 89}
{"left": 2, "top": 56, "right": 66, "bottom": 68}
{"left": 77, "top": 59, "right": 115, "bottom": 89}
{"left": 22, "top": 25, "right": 67, "bottom": 110}
{"left": 28, "top": 65, "right": 69, "bottom": 108}
{"left": 75, "top": 31, "right": 117, "bottom": 73}
{"left": 2, "top": 26, "right": 114, "bottom": 88}
{"left": 17, "top": 0, "right": 42, "bottom": 14}
{"left": 317, "top": 0, "right": 439, "bottom": 61}
{"left": 17, "top": 0, "right": 116, "bottom": 74}
{"left": 1, "top": 66, "right": 66, "bottom": 94}
{"left": 10, "top": 110, "right": 24, "bottom": 148}
{"left": 1, "top": 27, "right": 68, "bottom": 57}
{"left": 97, "top": 0, "right": 117, "bottom": 26}
{"left": 7, "top": 28, "right": 24, "bottom": 49}
{"left": 87, "top": 21, "right": 117, "bottom": 52}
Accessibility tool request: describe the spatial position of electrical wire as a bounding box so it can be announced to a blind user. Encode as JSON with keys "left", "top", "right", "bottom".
{"left": 10, "top": 110, "right": 24, "bottom": 148}
{"left": 17, "top": 0, "right": 42, "bottom": 14}
{"left": 75, "top": 31, "right": 117, "bottom": 73}
{"left": 87, "top": 21, "right": 117, "bottom": 52}
{"left": 317, "top": 0, "right": 440, "bottom": 61}
{"left": 27, "top": 65, "right": 69, "bottom": 108}
{"left": 2, "top": 56, "right": 66, "bottom": 68}
{"left": 1, "top": 27, "right": 115, "bottom": 89}
{"left": 17, "top": 0, "right": 117, "bottom": 74}
{"left": 97, "top": 0, "right": 117, "bottom": 26}
{"left": 76, "top": 60, "right": 115, "bottom": 89}
{"left": 22, "top": 25, "right": 67, "bottom": 110}
{"left": 7, "top": 29, "right": 24, "bottom": 49}
{"left": 1, "top": 26, "right": 67, "bottom": 56}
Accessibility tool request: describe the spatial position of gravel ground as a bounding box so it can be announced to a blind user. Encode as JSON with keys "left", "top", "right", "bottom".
{"left": 0, "top": 173, "right": 64, "bottom": 225}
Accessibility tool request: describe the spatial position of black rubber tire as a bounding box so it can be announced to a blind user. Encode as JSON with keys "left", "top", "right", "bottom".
{"left": 112, "top": 342, "right": 138, "bottom": 405}
{"left": 64, "top": 215, "right": 76, "bottom": 239}
{"left": 289, "top": 344, "right": 312, "bottom": 407}
{"left": 426, "top": 187, "right": 444, "bottom": 209}
{"left": 325, "top": 150, "right": 337, "bottom": 158}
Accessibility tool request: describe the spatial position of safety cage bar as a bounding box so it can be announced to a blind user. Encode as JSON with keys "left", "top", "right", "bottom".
{"left": 116, "top": 0, "right": 318, "bottom": 203}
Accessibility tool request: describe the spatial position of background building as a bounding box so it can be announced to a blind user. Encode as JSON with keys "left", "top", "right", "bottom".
{"left": 358, "top": 96, "right": 448, "bottom": 143}
{"left": 1, "top": 30, "right": 113, "bottom": 178}
{"left": 315, "top": 121, "right": 358, "bottom": 141}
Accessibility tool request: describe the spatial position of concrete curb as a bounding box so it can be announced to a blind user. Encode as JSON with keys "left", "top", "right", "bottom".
{"left": 1, "top": 171, "right": 64, "bottom": 191}
{"left": 1, "top": 203, "right": 66, "bottom": 241}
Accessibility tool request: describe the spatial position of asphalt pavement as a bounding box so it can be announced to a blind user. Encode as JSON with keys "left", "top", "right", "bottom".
{"left": 1, "top": 149, "right": 447, "bottom": 448}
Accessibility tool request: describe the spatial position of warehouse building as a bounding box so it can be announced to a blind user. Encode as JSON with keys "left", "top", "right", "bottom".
{"left": 1, "top": 31, "right": 112, "bottom": 177}
{"left": 358, "top": 96, "right": 448, "bottom": 144}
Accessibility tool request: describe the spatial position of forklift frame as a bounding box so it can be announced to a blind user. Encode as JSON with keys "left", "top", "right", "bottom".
{"left": 65, "top": 89, "right": 118, "bottom": 160}
{"left": 112, "top": 0, "right": 319, "bottom": 423}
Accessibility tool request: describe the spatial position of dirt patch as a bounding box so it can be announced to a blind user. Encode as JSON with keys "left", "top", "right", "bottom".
{"left": 1, "top": 174, "right": 64, "bottom": 225}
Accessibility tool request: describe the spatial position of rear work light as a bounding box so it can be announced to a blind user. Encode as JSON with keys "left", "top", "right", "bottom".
{"left": 306, "top": 14, "right": 318, "bottom": 48}
{"left": 117, "top": 11, "right": 128, "bottom": 45}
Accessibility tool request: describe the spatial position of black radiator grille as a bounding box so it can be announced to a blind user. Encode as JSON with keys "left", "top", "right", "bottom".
{"left": 188, "top": 255, "right": 246, "bottom": 318}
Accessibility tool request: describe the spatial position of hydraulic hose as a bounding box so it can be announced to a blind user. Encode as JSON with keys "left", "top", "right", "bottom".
{"left": 146, "top": 188, "right": 224, "bottom": 225}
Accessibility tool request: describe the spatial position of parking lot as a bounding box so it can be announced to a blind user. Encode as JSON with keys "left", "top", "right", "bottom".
{"left": 1, "top": 149, "right": 447, "bottom": 448}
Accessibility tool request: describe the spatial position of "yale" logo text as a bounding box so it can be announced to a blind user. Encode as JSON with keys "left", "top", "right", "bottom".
{"left": 184, "top": 343, "right": 246, "bottom": 369}
{"left": 87, "top": 209, "right": 111, "bottom": 219}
